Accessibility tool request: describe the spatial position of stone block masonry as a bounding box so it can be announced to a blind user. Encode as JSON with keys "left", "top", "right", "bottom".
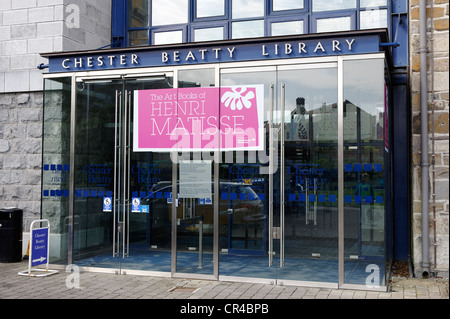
{"left": 409, "top": 0, "right": 449, "bottom": 277}
{"left": 0, "top": 91, "right": 43, "bottom": 231}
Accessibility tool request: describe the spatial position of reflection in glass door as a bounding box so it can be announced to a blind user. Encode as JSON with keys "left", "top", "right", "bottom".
{"left": 277, "top": 64, "right": 339, "bottom": 284}
{"left": 220, "top": 67, "right": 277, "bottom": 282}
{"left": 219, "top": 64, "right": 340, "bottom": 285}
{"left": 119, "top": 75, "right": 174, "bottom": 273}
{"left": 72, "top": 74, "right": 175, "bottom": 273}
{"left": 174, "top": 68, "right": 217, "bottom": 276}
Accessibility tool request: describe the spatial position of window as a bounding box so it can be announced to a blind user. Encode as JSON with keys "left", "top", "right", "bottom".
{"left": 129, "top": 0, "right": 149, "bottom": 28}
{"left": 273, "top": 0, "right": 304, "bottom": 11}
{"left": 271, "top": 20, "right": 304, "bottom": 36}
{"left": 196, "top": 0, "right": 225, "bottom": 18}
{"left": 123, "top": 0, "right": 392, "bottom": 46}
{"left": 153, "top": 30, "right": 184, "bottom": 45}
{"left": 151, "top": 0, "right": 188, "bottom": 26}
{"left": 317, "top": 16, "right": 352, "bottom": 33}
{"left": 360, "top": 0, "right": 387, "bottom": 7}
{"left": 194, "top": 26, "right": 224, "bottom": 41}
{"left": 312, "top": 0, "right": 356, "bottom": 12}
{"left": 232, "top": 20, "right": 265, "bottom": 39}
{"left": 232, "top": 0, "right": 265, "bottom": 19}
{"left": 360, "top": 9, "right": 387, "bottom": 29}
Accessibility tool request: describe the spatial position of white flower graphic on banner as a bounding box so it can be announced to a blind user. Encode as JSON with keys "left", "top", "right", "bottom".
{"left": 221, "top": 87, "right": 255, "bottom": 111}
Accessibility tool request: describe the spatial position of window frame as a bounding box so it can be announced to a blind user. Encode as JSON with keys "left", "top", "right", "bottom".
{"left": 193, "top": 0, "right": 229, "bottom": 22}
{"left": 311, "top": 10, "right": 357, "bottom": 33}
{"left": 123, "top": 0, "right": 393, "bottom": 47}
{"left": 267, "top": 15, "right": 309, "bottom": 36}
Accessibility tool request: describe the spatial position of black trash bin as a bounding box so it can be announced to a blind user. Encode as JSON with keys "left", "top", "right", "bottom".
{"left": 0, "top": 208, "right": 23, "bottom": 263}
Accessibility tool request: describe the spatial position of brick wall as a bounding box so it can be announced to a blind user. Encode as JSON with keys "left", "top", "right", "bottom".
{"left": 410, "top": 0, "right": 449, "bottom": 277}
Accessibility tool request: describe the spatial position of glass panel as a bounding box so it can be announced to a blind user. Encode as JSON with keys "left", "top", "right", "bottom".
{"left": 152, "top": 0, "right": 188, "bottom": 26}
{"left": 194, "top": 27, "right": 224, "bottom": 42}
{"left": 343, "top": 59, "right": 385, "bottom": 287}
{"left": 278, "top": 66, "right": 338, "bottom": 283}
{"left": 72, "top": 79, "right": 122, "bottom": 267}
{"left": 128, "top": 0, "right": 149, "bottom": 28}
{"left": 232, "top": 0, "right": 264, "bottom": 18}
{"left": 232, "top": 20, "right": 265, "bottom": 39}
{"left": 360, "top": 9, "right": 388, "bottom": 29}
{"left": 273, "top": 0, "right": 304, "bottom": 11}
{"left": 196, "top": 0, "right": 225, "bottom": 18}
{"left": 121, "top": 77, "right": 175, "bottom": 273}
{"left": 42, "top": 77, "right": 72, "bottom": 265}
{"left": 154, "top": 30, "right": 183, "bottom": 45}
{"left": 360, "top": 0, "right": 387, "bottom": 7}
{"left": 128, "top": 30, "right": 149, "bottom": 46}
{"left": 312, "top": 0, "right": 356, "bottom": 12}
{"left": 271, "top": 20, "right": 303, "bottom": 36}
{"left": 219, "top": 69, "right": 277, "bottom": 280}
{"left": 175, "top": 69, "right": 216, "bottom": 275}
{"left": 317, "top": 16, "right": 351, "bottom": 33}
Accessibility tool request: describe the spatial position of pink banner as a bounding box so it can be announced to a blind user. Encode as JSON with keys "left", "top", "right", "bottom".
{"left": 133, "top": 85, "right": 264, "bottom": 152}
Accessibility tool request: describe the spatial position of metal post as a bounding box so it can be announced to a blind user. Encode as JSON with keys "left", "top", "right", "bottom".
{"left": 199, "top": 220, "right": 203, "bottom": 268}
{"left": 280, "top": 83, "right": 285, "bottom": 268}
{"left": 419, "top": 0, "right": 430, "bottom": 276}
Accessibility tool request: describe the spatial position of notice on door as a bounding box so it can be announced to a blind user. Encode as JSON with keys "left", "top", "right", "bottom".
{"left": 179, "top": 161, "right": 211, "bottom": 199}
{"left": 133, "top": 85, "right": 264, "bottom": 152}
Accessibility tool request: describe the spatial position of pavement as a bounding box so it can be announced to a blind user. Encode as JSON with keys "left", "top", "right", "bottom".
{"left": 1, "top": 260, "right": 448, "bottom": 303}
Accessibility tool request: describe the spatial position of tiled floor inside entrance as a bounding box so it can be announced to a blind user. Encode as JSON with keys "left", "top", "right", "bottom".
{"left": 75, "top": 248, "right": 385, "bottom": 286}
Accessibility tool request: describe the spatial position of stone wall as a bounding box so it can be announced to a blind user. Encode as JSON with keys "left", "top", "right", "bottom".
{"left": 410, "top": 0, "right": 449, "bottom": 277}
{"left": 0, "top": 0, "right": 111, "bottom": 233}
{"left": 0, "top": 0, "right": 111, "bottom": 93}
{"left": 0, "top": 91, "right": 43, "bottom": 230}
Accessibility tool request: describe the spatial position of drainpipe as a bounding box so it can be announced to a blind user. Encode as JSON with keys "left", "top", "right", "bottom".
{"left": 419, "top": 0, "right": 430, "bottom": 277}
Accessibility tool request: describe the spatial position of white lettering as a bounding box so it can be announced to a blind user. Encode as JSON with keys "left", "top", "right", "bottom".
{"left": 213, "top": 48, "right": 221, "bottom": 58}
{"left": 174, "top": 51, "right": 180, "bottom": 62}
{"left": 87, "top": 57, "right": 93, "bottom": 67}
{"left": 332, "top": 40, "right": 341, "bottom": 51}
{"left": 346, "top": 39, "right": 355, "bottom": 50}
{"left": 262, "top": 45, "right": 269, "bottom": 56}
{"left": 162, "top": 52, "right": 169, "bottom": 63}
{"left": 131, "top": 54, "right": 138, "bottom": 64}
{"left": 314, "top": 42, "right": 325, "bottom": 53}
{"left": 97, "top": 56, "right": 104, "bottom": 66}
{"left": 185, "top": 51, "right": 196, "bottom": 61}
{"left": 199, "top": 49, "right": 208, "bottom": 60}
{"left": 299, "top": 42, "right": 306, "bottom": 53}
{"left": 108, "top": 55, "right": 115, "bottom": 65}
{"left": 285, "top": 43, "right": 292, "bottom": 55}
{"left": 62, "top": 59, "right": 70, "bottom": 69}
{"left": 74, "top": 58, "right": 83, "bottom": 68}
{"left": 120, "top": 55, "right": 126, "bottom": 65}
{"left": 227, "top": 47, "right": 236, "bottom": 58}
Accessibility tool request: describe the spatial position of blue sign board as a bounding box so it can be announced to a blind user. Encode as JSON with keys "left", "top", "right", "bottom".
{"left": 44, "top": 32, "right": 384, "bottom": 73}
{"left": 31, "top": 227, "right": 49, "bottom": 267}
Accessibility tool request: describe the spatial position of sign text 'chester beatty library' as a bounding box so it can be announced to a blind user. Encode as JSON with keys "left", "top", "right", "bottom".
{"left": 46, "top": 33, "right": 381, "bottom": 73}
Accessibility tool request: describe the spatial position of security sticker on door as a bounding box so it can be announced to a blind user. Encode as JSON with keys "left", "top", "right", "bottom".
{"left": 132, "top": 197, "right": 141, "bottom": 212}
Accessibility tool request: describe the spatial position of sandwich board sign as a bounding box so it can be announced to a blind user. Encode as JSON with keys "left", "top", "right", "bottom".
{"left": 18, "top": 219, "right": 58, "bottom": 277}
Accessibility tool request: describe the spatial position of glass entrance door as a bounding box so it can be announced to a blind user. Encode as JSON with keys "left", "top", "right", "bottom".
{"left": 219, "top": 63, "right": 340, "bottom": 285}
{"left": 72, "top": 74, "right": 174, "bottom": 273}
{"left": 277, "top": 64, "right": 339, "bottom": 284}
